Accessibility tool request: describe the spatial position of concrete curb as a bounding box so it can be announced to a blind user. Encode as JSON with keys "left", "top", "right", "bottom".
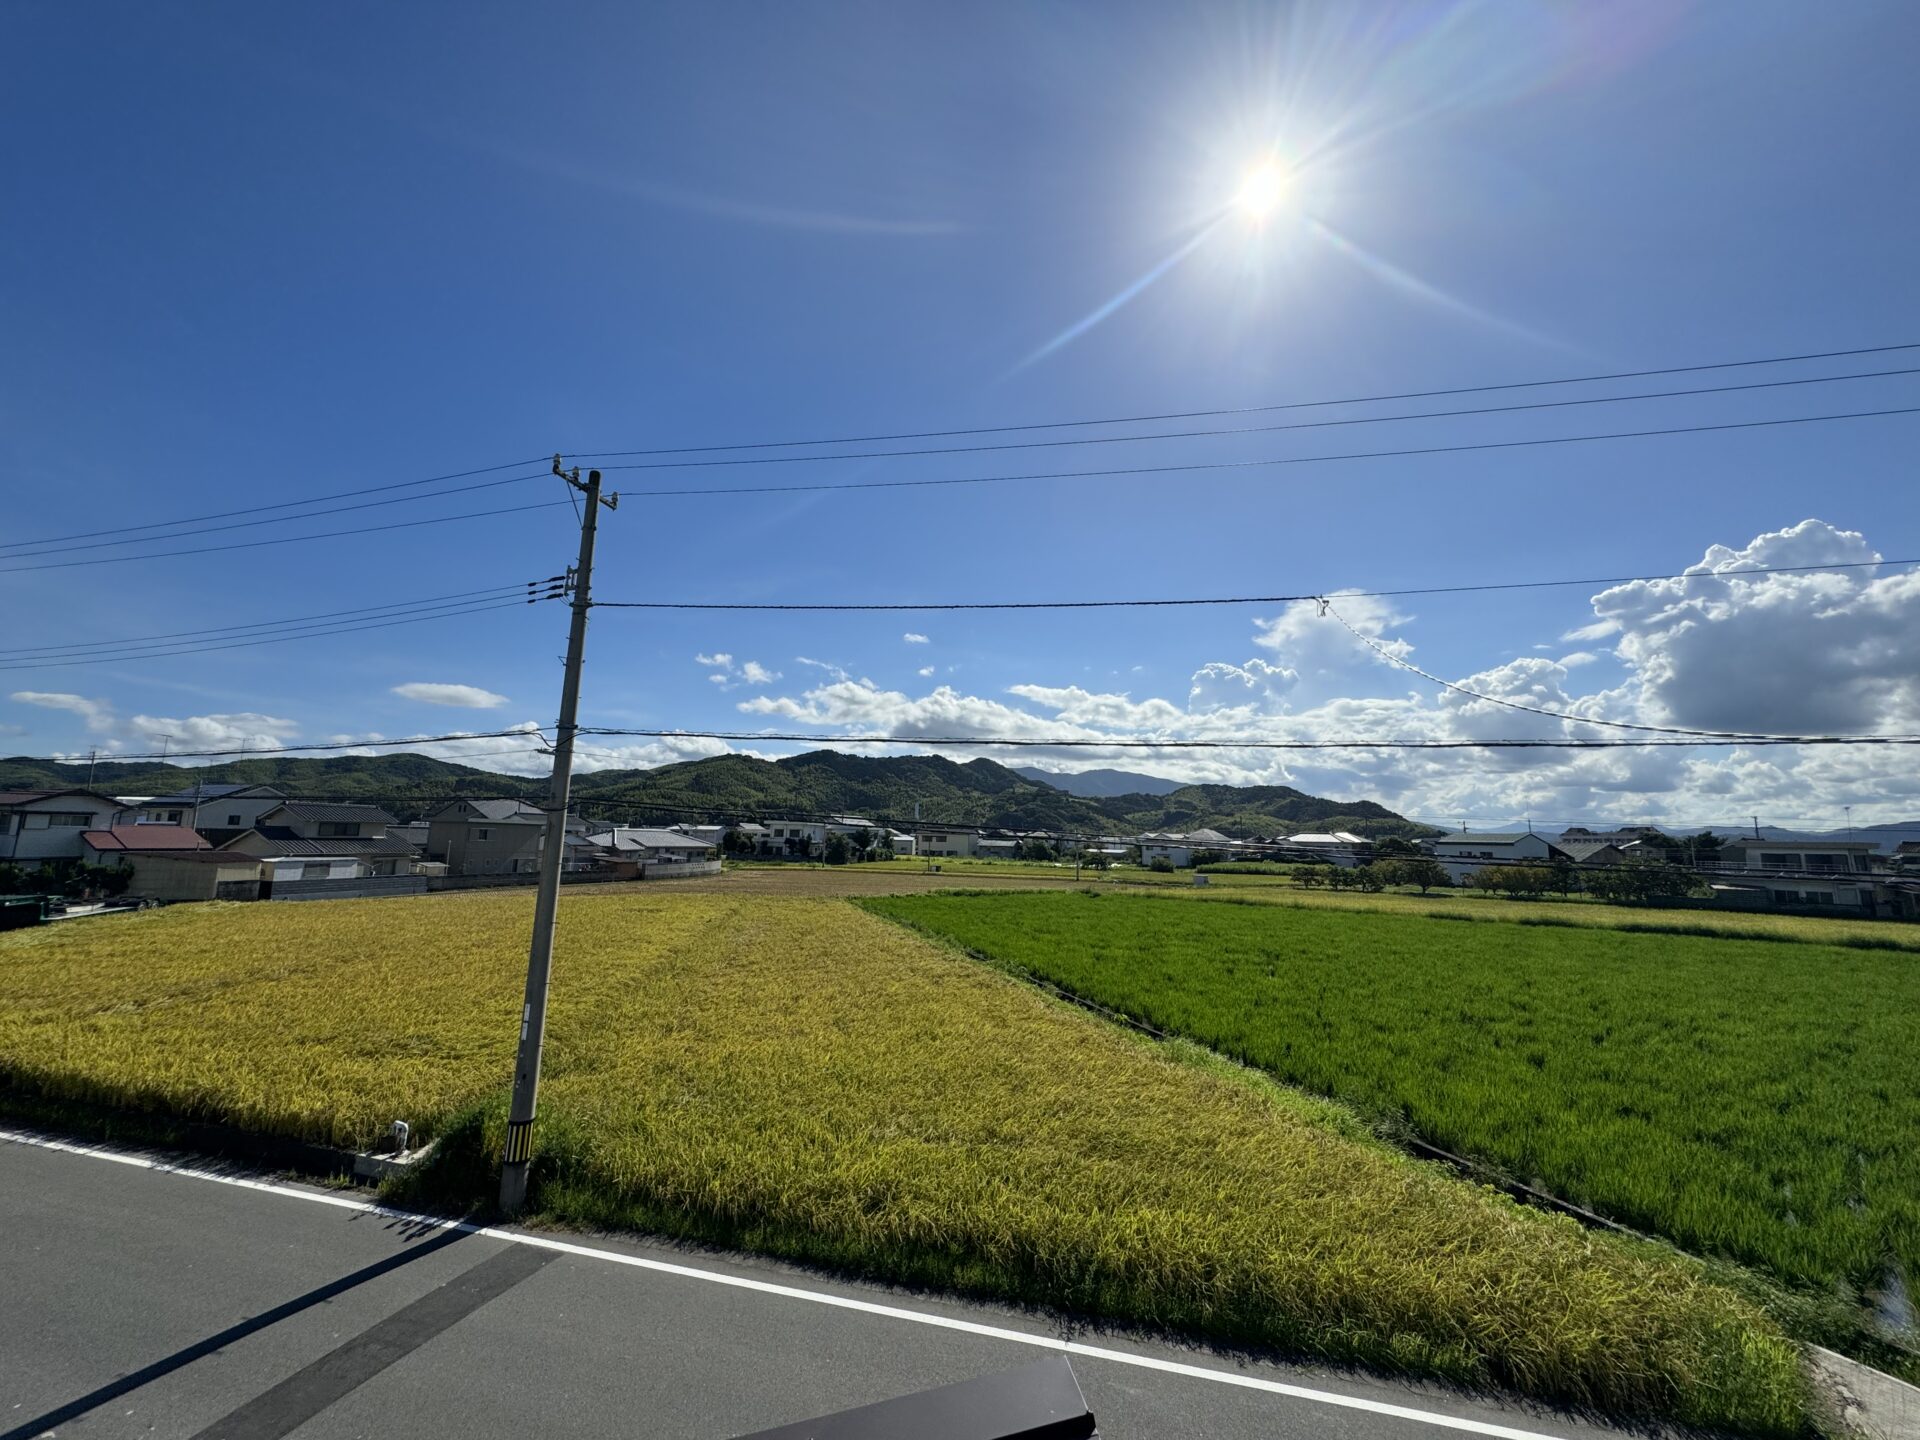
{"left": 1812, "top": 1346, "right": 1920, "bottom": 1440}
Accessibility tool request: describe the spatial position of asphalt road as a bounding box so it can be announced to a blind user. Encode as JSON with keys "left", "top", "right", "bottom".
{"left": 1, "top": 1131, "right": 1630, "bottom": 1440}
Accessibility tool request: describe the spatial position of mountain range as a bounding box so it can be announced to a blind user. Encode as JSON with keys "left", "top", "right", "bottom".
{"left": 0, "top": 750, "right": 1431, "bottom": 839}
{"left": 1011, "top": 765, "right": 1185, "bottom": 798}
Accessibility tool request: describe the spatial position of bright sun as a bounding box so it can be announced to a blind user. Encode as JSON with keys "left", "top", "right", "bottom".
{"left": 1234, "top": 162, "right": 1293, "bottom": 219}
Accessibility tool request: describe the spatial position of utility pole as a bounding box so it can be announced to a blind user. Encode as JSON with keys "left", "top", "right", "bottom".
{"left": 499, "top": 459, "right": 617, "bottom": 1216}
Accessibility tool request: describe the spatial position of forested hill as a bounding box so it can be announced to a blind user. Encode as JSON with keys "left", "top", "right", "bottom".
{"left": 0, "top": 749, "right": 1430, "bottom": 838}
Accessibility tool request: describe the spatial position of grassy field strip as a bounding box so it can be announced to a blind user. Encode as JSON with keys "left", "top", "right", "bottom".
{"left": 756, "top": 857, "right": 1920, "bottom": 951}
{"left": 861, "top": 891, "right": 1920, "bottom": 1305}
{"left": 0, "top": 889, "right": 1806, "bottom": 1433}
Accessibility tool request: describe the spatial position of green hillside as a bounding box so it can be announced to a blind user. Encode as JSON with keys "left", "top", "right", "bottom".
{"left": 0, "top": 749, "right": 1430, "bottom": 838}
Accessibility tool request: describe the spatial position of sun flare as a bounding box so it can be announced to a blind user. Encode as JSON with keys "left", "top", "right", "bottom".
{"left": 1234, "top": 161, "right": 1293, "bottom": 219}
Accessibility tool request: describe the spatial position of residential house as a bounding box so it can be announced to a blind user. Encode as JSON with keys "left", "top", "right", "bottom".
{"left": 80, "top": 824, "right": 211, "bottom": 863}
{"left": 1137, "top": 828, "right": 1242, "bottom": 868}
{"left": 425, "top": 798, "right": 547, "bottom": 876}
{"left": 973, "top": 836, "right": 1021, "bottom": 859}
{"left": 0, "top": 789, "right": 125, "bottom": 868}
{"left": 888, "top": 830, "right": 917, "bottom": 857}
{"left": 135, "top": 783, "right": 286, "bottom": 840}
{"left": 1556, "top": 838, "right": 1630, "bottom": 870}
{"left": 77, "top": 823, "right": 263, "bottom": 900}
{"left": 915, "top": 827, "right": 980, "bottom": 859}
{"left": 667, "top": 824, "right": 727, "bottom": 847}
{"left": 221, "top": 802, "right": 418, "bottom": 878}
{"left": 1708, "top": 837, "right": 1883, "bottom": 912}
{"left": 1430, "top": 831, "right": 1568, "bottom": 885}
{"left": 586, "top": 827, "right": 719, "bottom": 864}
{"left": 1282, "top": 832, "right": 1369, "bottom": 867}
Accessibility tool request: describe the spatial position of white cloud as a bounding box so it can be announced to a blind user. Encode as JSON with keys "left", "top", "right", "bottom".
{"left": 718, "top": 521, "right": 1920, "bottom": 826}
{"left": 917, "top": 666, "right": 936, "bottom": 678}
{"left": 1187, "top": 658, "right": 1297, "bottom": 713}
{"left": 128, "top": 712, "right": 302, "bottom": 754}
{"left": 10, "top": 691, "right": 115, "bottom": 732}
{"left": 903, "top": 632, "right": 931, "bottom": 645}
{"left": 698, "top": 653, "right": 780, "bottom": 690}
{"left": 391, "top": 682, "right": 509, "bottom": 709}
{"left": 795, "top": 655, "right": 852, "bottom": 682}
{"left": 1562, "top": 619, "right": 1620, "bottom": 643}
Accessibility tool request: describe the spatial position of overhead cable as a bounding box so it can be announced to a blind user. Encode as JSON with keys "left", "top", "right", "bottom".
{"left": 591, "top": 556, "right": 1912, "bottom": 612}
{"left": 0, "top": 584, "right": 543, "bottom": 657}
{"left": 610, "top": 407, "right": 1920, "bottom": 502}
{"left": 577, "top": 728, "right": 1920, "bottom": 751}
{"left": 0, "top": 471, "right": 555, "bottom": 561}
{"left": 1317, "top": 599, "right": 1853, "bottom": 743}
{"left": 0, "top": 597, "right": 547, "bottom": 671}
{"left": 0, "top": 499, "right": 577, "bottom": 574}
{"left": 0, "top": 457, "right": 552, "bottom": 555}
{"left": 592, "top": 366, "right": 1920, "bottom": 471}
{"left": 572, "top": 340, "right": 1920, "bottom": 458}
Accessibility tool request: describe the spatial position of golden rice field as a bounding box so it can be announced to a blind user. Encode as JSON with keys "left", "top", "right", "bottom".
{"left": 0, "top": 889, "right": 1808, "bottom": 1432}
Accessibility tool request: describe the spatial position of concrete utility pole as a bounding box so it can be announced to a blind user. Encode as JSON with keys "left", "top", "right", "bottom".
{"left": 499, "top": 459, "right": 617, "bottom": 1216}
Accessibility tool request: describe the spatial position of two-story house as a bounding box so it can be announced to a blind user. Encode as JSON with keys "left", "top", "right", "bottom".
{"left": 1430, "top": 831, "right": 1568, "bottom": 885}
{"left": 134, "top": 783, "right": 287, "bottom": 840}
{"left": 0, "top": 789, "right": 125, "bottom": 868}
{"left": 220, "top": 801, "right": 418, "bottom": 879}
{"left": 425, "top": 798, "right": 548, "bottom": 876}
{"left": 1711, "top": 838, "right": 1883, "bottom": 912}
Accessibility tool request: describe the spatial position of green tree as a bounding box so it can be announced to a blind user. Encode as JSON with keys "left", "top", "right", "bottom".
{"left": 1292, "top": 865, "right": 1325, "bottom": 888}
{"left": 1379, "top": 857, "right": 1448, "bottom": 893}
{"left": 1374, "top": 836, "right": 1419, "bottom": 859}
{"left": 849, "top": 827, "right": 876, "bottom": 861}
{"left": 824, "top": 832, "right": 852, "bottom": 866}
{"left": 1020, "top": 837, "right": 1056, "bottom": 862}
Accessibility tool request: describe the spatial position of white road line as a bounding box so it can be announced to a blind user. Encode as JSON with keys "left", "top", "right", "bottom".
{"left": 2, "top": 1127, "right": 1570, "bottom": 1440}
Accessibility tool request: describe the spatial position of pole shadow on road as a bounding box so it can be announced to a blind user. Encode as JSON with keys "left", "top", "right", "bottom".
{"left": 1, "top": 1215, "right": 478, "bottom": 1440}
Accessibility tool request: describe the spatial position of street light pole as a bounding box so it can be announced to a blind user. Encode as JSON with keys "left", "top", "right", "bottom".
{"left": 499, "top": 460, "right": 617, "bottom": 1216}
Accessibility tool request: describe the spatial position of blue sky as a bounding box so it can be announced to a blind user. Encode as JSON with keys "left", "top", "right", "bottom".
{"left": 3, "top": 1, "right": 1917, "bottom": 828}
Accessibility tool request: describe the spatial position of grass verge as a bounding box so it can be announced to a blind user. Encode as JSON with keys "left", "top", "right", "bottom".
{"left": 1, "top": 890, "right": 1809, "bottom": 1432}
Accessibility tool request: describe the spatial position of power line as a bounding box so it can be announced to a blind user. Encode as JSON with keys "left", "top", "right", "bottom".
{"left": 4, "top": 728, "right": 547, "bottom": 765}
{"left": 577, "top": 727, "right": 1920, "bottom": 751}
{"left": 590, "top": 556, "right": 1914, "bottom": 612}
{"left": 610, "top": 406, "right": 1920, "bottom": 502}
{"left": 0, "top": 597, "right": 547, "bottom": 671}
{"left": 0, "top": 457, "right": 551, "bottom": 555}
{"left": 0, "top": 584, "right": 543, "bottom": 657}
{"left": 573, "top": 340, "right": 1920, "bottom": 458}
{"left": 591, "top": 365, "right": 1920, "bottom": 472}
{"left": 0, "top": 471, "right": 554, "bottom": 561}
{"left": 0, "top": 498, "right": 577, "bottom": 574}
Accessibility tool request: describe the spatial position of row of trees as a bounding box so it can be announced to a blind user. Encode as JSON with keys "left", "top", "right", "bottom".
{"left": 1288, "top": 854, "right": 1705, "bottom": 904}
{"left": 1292, "top": 857, "right": 1452, "bottom": 893}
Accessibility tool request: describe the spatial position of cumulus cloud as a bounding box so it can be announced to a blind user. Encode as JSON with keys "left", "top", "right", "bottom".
{"left": 391, "top": 682, "right": 509, "bottom": 709}
{"left": 903, "top": 632, "right": 930, "bottom": 645}
{"left": 719, "top": 520, "right": 1920, "bottom": 825}
{"left": 10, "top": 691, "right": 116, "bottom": 732}
{"left": 1187, "top": 658, "right": 1296, "bottom": 713}
{"left": 1591, "top": 520, "right": 1919, "bottom": 735}
{"left": 698, "top": 653, "right": 780, "bottom": 689}
{"left": 918, "top": 666, "right": 936, "bottom": 678}
{"left": 129, "top": 712, "right": 302, "bottom": 754}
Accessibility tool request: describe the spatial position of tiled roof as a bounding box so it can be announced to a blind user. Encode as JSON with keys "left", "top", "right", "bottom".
{"left": 142, "top": 783, "right": 282, "bottom": 805}
{"left": 267, "top": 801, "right": 399, "bottom": 825}
{"left": 241, "top": 827, "right": 417, "bottom": 858}
{"left": 80, "top": 825, "right": 211, "bottom": 853}
{"left": 1558, "top": 839, "right": 1622, "bottom": 862}
{"left": 0, "top": 789, "right": 115, "bottom": 807}
{"left": 587, "top": 828, "right": 718, "bottom": 851}
{"left": 431, "top": 798, "right": 545, "bottom": 823}
{"left": 1434, "top": 832, "right": 1534, "bottom": 845}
